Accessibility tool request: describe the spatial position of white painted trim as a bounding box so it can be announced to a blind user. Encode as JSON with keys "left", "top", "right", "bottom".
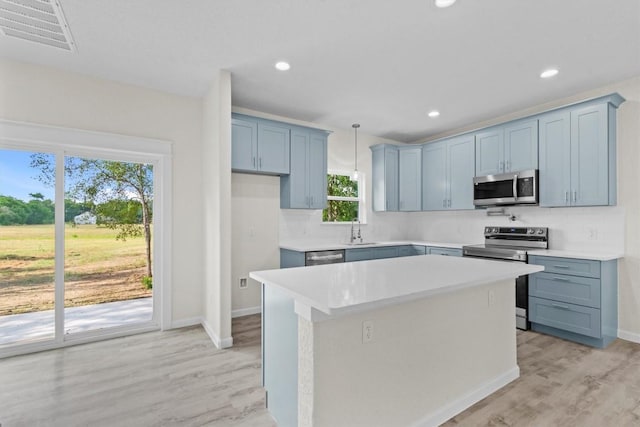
{"left": 170, "top": 317, "right": 202, "bottom": 329}
{"left": 0, "top": 119, "right": 173, "bottom": 355}
{"left": 410, "top": 366, "right": 520, "bottom": 427}
{"left": 232, "top": 306, "right": 261, "bottom": 318}
{"left": 201, "top": 318, "right": 234, "bottom": 349}
{"left": 618, "top": 329, "right": 640, "bottom": 344}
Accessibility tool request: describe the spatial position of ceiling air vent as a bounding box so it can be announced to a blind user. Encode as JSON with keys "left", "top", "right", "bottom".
{"left": 0, "top": 0, "right": 75, "bottom": 51}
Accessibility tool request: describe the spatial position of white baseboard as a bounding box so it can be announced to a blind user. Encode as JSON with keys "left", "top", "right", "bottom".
{"left": 410, "top": 366, "right": 520, "bottom": 427}
{"left": 170, "top": 317, "right": 202, "bottom": 329}
{"left": 201, "top": 318, "right": 234, "bottom": 349}
{"left": 619, "top": 329, "right": 640, "bottom": 344}
{"left": 232, "top": 306, "right": 261, "bottom": 318}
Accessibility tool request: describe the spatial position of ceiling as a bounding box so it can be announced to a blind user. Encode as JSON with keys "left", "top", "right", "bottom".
{"left": 1, "top": 0, "right": 639, "bottom": 142}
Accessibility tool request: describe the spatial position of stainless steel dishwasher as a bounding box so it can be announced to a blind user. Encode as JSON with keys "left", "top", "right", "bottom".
{"left": 305, "top": 249, "right": 345, "bottom": 266}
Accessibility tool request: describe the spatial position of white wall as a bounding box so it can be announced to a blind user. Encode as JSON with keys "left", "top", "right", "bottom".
{"left": 202, "top": 71, "right": 233, "bottom": 347}
{"left": 0, "top": 59, "right": 204, "bottom": 325}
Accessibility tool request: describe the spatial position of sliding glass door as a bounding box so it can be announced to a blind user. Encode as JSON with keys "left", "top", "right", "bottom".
{"left": 0, "top": 148, "right": 156, "bottom": 348}
{"left": 0, "top": 149, "right": 56, "bottom": 346}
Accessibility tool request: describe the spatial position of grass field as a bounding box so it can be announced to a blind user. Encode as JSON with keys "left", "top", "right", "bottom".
{"left": 0, "top": 224, "right": 151, "bottom": 316}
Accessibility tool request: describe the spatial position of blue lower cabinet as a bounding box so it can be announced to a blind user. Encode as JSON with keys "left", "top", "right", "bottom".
{"left": 427, "top": 247, "right": 462, "bottom": 257}
{"left": 373, "top": 246, "right": 399, "bottom": 259}
{"left": 280, "top": 249, "right": 305, "bottom": 268}
{"left": 398, "top": 245, "right": 426, "bottom": 257}
{"left": 345, "top": 248, "right": 374, "bottom": 262}
{"left": 528, "top": 256, "right": 618, "bottom": 348}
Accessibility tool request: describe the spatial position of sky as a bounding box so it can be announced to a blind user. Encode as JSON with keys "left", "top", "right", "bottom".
{"left": 0, "top": 149, "right": 55, "bottom": 201}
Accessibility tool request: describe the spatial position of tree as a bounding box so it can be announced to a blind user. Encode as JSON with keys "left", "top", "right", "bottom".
{"left": 322, "top": 174, "right": 359, "bottom": 222}
{"left": 30, "top": 155, "right": 154, "bottom": 280}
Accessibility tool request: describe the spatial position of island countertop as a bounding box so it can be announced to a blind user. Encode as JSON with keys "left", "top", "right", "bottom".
{"left": 250, "top": 255, "right": 543, "bottom": 320}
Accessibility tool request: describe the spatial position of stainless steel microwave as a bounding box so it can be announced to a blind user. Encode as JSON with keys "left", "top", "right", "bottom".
{"left": 473, "top": 169, "right": 538, "bottom": 207}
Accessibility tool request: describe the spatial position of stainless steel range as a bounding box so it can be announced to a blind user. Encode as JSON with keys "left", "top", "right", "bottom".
{"left": 462, "top": 226, "right": 548, "bottom": 330}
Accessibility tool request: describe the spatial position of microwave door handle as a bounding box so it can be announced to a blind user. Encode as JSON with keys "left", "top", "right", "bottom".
{"left": 513, "top": 174, "right": 518, "bottom": 200}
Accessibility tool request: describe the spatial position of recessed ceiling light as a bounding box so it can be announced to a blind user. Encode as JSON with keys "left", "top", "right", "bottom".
{"left": 275, "top": 61, "right": 291, "bottom": 71}
{"left": 435, "top": 0, "right": 457, "bottom": 8}
{"left": 540, "top": 68, "right": 559, "bottom": 79}
{"left": 428, "top": 111, "right": 440, "bottom": 118}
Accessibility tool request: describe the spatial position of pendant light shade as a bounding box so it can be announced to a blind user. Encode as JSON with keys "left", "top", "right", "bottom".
{"left": 351, "top": 123, "right": 360, "bottom": 181}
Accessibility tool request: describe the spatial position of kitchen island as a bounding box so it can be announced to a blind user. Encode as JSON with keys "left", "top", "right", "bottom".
{"left": 250, "top": 255, "right": 543, "bottom": 427}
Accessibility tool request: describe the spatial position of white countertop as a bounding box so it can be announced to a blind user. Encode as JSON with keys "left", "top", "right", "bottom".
{"left": 280, "top": 240, "right": 623, "bottom": 261}
{"left": 250, "top": 255, "right": 543, "bottom": 320}
{"left": 279, "top": 240, "right": 471, "bottom": 252}
{"left": 528, "top": 249, "right": 623, "bottom": 261}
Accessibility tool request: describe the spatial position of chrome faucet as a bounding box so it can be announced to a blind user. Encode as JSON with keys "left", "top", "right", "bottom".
{"left": 350, "top": 218, "right": 363, "bottom": 243}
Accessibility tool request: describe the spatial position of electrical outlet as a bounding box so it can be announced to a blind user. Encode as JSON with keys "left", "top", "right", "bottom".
{"left": 362, "top": 320, "right": 374, "bottom": 343}
{"left": 488, "top": 290, "right": 495, "bottom": 307}
{"left": 239, "top": 278, "right": 248, "bottom": 289}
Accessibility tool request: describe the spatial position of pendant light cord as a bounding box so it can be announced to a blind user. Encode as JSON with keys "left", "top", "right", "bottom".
{"left": 352, "top": 123, "right": 360, "bottom": 176}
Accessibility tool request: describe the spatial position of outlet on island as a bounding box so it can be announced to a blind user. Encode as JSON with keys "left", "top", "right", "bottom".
{"left": 362, "top": 320, "right": 374, "bottom": 343}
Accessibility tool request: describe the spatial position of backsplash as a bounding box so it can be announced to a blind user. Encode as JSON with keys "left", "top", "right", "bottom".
{"left": 279, "top": 209, "right": 409, "bottom": 244}
{"left": 410, "top": 205, "right": 625, "bottom": 253}
{"left": 280, "top": 205, "right": 625, "bottom": 254}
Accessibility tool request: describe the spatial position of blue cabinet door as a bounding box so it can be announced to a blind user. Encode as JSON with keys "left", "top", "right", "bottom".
{"left": 231, "top": 117, "right": 258, "bottom": 172}
{"left": 371, "top": 145, "right": 399, "bottom": 211}
{"left": 539, "top": 111, "right": 572, "bottom": 207}
{"left": 447, "top": 135, "right": 475, "bottom": 210}
{"left": 398, "top": 147, "right": 422, "bottom": 211}
{"left": 345, "top": 248, "right": 374, "bottom": 262}
{"left": 475, "top": 128, "right": 504, "bottom": 176}
{"left": 284, "top": 130, "right": 310, "bottom": 208}
{"left": 571, "top": 104, "right": 609, "bottom": 206}
{"left": 373, "top": 246, "right": 399, "bottom": 259}
{"left": 385, "top": 148, "right": 399, "bottom": 211}
{"left": 504, "top": 119, "right": 538, "bottom": 172}
{"left": 308, "top": 132, "right": 328, "bottom": 209}
{"left": 257, "top": 123, "right": 290, "bottom": 174}
{"left": 422, "top": 141, "right": 447, "bottom": 211}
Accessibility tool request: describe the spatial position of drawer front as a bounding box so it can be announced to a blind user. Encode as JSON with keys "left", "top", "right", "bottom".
{"left": 529, "top": 296, "right": 601, "bottom": 338}
{"left": 345, "top": 248, "right": 374, "bottom": 262}
{"left": 529, "top": 272, "right": 601, "bottom": 308}
{"left": 398, "top": 245, "right": 427, "bottom": 257}
{"left": 373, "top": 246, "right": 399, "bottom": 259}
{"left": 428, "top": 247, "right": 462, "bottom": 257}
{"left": 529, "top": 256, "right": 601, "bottom": 278}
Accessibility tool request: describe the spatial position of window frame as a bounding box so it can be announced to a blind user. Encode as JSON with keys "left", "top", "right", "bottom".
{"left": 322, "top": 169, "right": 366, "bottom": 224}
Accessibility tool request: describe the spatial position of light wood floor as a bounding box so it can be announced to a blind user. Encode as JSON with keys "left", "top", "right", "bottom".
{"left": 1, "top": 315, "right": 639, "bottom": 426}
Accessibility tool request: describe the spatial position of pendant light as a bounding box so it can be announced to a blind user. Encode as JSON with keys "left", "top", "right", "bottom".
{"left": 351, "top": 123, "right": 360, "bottom": 181}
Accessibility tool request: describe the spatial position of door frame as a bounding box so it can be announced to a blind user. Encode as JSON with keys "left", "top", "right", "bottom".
{"left": 0, "top": 119, "right": 172, "bottom": 358}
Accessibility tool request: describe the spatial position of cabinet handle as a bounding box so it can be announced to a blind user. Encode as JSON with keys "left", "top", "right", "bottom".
{"left": 552, "top": 277, "right": 570, "bottom": 282}
{"left": 565, "top": 191, "right": 569, "bottom": 204}
{"left": 443, "top": 199, "right": 446, "bottom": 208}
{"left": 505, "top": 160, "right": 510, "bottom": 171}
{"left": 447, "top": 199, "right": 451, "bottom": 208}
{"left": 551, "top": 302, "right": 570, "bottom": 310}
{"left": 310, "top": 196, "right": 314, "bottom": 207}
{"left": 553, "top": 265, "right": 570, "bottom": 269}
{"left": 573, "top": 191, "right": 577, "bottom": 203}
{"left": 252, "top": 156, "right": 256, "bottom": 168}
{"left": 259, "top": 157, "right": 262, "bottom": 169}
{"left": 497, "top": 161, "right": 502, "bottom": 172}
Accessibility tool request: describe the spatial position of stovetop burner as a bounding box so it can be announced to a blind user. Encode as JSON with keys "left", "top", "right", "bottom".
{"left": 462, "top": 226, "right": 549, "bottom": 262}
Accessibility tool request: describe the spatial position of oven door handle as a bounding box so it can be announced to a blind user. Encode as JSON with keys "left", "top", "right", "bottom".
{"left": 512, "top": 174, "right": 518, "bottom": 200}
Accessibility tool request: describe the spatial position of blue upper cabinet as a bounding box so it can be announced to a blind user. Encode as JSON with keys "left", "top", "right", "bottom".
{"left": 475, "top": 128, "right": 504, "bottom": 176}
{"left": 258, "top": 122, "right": 290, "bottom": 174}
{"left": 231, "top": 117, "right": 258, "bottom": 171}
{"left": 398, "top": 146, "right": 422, "bottom": 211}
{"left": 504, "top": 119, "right": 538, "bottom": 172}
{"left": 371, "top": 144, "right": 399, "bottom": 211}
{"left": 280, "top": 127, "right": 328, "bottom": 209}
{"left": 475, "top": 119, "right": 538, "bottom": 176}
{"left": 422, "top": 140, "right": 447, "bottom": 211}
{"left": 422, "top": 134, "right": 475, "bottom": 211}
{"left": 539, "top": 94, "right": 624, "bottom": 207}
{"left": 231, "top": 114, "right": 290, "bottom": 175}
